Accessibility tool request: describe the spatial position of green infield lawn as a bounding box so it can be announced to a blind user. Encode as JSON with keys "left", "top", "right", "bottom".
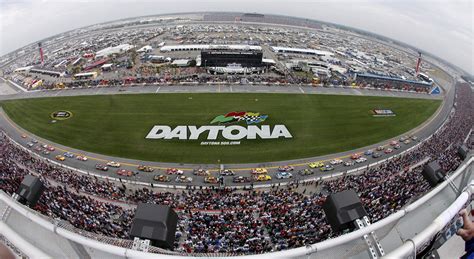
{"left": 1, "top": 93, "right": 440, "bottom": 164}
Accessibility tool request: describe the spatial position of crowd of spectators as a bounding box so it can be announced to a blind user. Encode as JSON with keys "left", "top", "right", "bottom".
{"left": 0, "top": 83, "right": 472, "bottom": 254}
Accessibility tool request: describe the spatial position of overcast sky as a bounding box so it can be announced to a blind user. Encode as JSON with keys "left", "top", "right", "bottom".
{"left": 0, "top": 0, "right": 472, "bottom": 74}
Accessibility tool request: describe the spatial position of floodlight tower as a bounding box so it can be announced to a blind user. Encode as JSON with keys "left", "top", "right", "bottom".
{"left": 38, "top": 42, "right": 44, "bottom": 65}
{"left": 415, "top": 52, "right": 422, "bottom": 76}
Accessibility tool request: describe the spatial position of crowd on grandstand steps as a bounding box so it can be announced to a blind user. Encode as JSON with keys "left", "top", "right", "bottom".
{"left": 0, "top": 83, "right": 472, "bottom": 254}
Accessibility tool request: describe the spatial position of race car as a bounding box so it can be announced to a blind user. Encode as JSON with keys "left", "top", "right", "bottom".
{"left": 298, "top": 169, "right": 314, "bottom": 176}
{"left": 219, "top": 169, "right": 235, "bottom": 176}
{"left": 166, "top": 168, "right": 184, "bottom": 175}
{"left": 410, "top": 135, "right": 418, "bottom": 141}
{"left": 33, "top": 146, "right": 42, "bottom": 152}
{"left": 372, "top": 152, "right": 382, "bottom": 158}
{"left": 308, "top": 162, "right": 324, "bottom": 168}
{"left": 26, "top": 142, "right": 34, "bottom": 148}
{"left": 350, "top": 153, "right": 362, "bottom": 160}
{"left": 253, "top": 174, "right": 272, "bottom": 182}
{"left": 175, "top": 175, "right": 192, "bottom": 183}
{"left": 46, "top": 146, "right": 55, "bottom": 152}
{"left": 251, "top": 168, "right": 268, "bottom": 175}
{"left": 32, "top": 139, "right": 38, "bottom": 144}
{"left": 137, "top": 165, "right": 154, "bottom": 172}
{"left": 204, "top": 176, "right": 219, "bottom": 184}
{"left": 193, "top": 169, "right": 210, "bottom": 176}
{"left": 107, "top": 161, "right": 121, "bottom": 168}
{"left": 63, "top": 152, "right": 75, "bottom": 158}
{"left": 330, "top": 159, "right": 343, "bottom": 165}
{"left": 355, "top": 157, "right": 367, "bottom": 163}
{"left": 400, "top": 136, "right": 409, "bottom": 142}
{"left": 95, "top": 164, "right": 108, "bottom": 171}
{"left": 278, "top": 165, "right": 294, "bottom": 172}
{"left": 344, "top": 160, "right": 355, "bottom": 166}
{"left": 394, "top": 144, "right": 401, "bottom": 150}
{"left": 275, "top": 171, "right": 293, "bottom": 179}
{"left": 364, "top": 150, "right": 374, "bottom": 156}
{"left": 42, "top": 150, "right": 50, "bottom": 155}
{"left": 21, "top": 134, "right": 27, "bottom": 138}
{"left": 153, "top": 174, "right": 171, "bottom": 182}
{"left": 403, "top": 139, "right": 411, "bottom": 145}
{"left": 76, "top": 155, "right": 88, "bottom": 161}
{"left": 116, "top": 169, "right": 135, "bottom": 177}
{"left": 384, "top": 148, "right": 393, "bottom": 154}
{"left": 320, "top": 165, "right": 334, "bottom": 172}
{"left": 233, "top": 176, "right": 251, "bottom": 183}
{"left": 376, "top": 146, "right": 385, "bottom": 151}
{"left": 55, "top": 155, "right": 65, "bottom": 161}
{"left": 390, "top": 140, "right": 398, "bottom": 146}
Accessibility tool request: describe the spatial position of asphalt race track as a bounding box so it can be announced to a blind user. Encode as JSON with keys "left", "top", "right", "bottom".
{"left": 0, "top": 82, "right": 455, "bottom": 188}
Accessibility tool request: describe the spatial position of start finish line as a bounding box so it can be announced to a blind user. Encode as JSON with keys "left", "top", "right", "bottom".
{"left": 146, "top": 125, "right": 293, "bottom": 141}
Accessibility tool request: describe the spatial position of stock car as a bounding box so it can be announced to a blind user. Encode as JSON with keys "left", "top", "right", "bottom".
{"left": 64, "top": 152, "right": 75, "bottom": 158}
{"left": 298, "top": 169, "right": 314, "bottom": 176}
{"left": 21, "top": 134, "right": 27, "bottom": 138}
{"left": 376, "top": 146, "right": 385, "bottom": 151}
{"left": 41, "top": 145, "right": 55, "bottom": 151}
{"left": 116, "top": 169, "right": 135, "bottom": 177}
{"left": 107, "top": 161, "right": 121, "bottom": 168}
{"left": 320, "top": 165, "right": 334, "bottom": 172}
{"left": 76, "top": 155, "right": 88, "bottom": 161}
{"left": 175, "top": 175, "right": 192, "bottom": 183}
{"left": 344, "top": 160, "right": 355, "bottom": 166}
{"left": 95, "top": 164, "right": 108, "bottom": 171}
{"left": 55, "top": 155, "right": 65, "bottom": 161}
{"left": 253, "top": 174, "right": 272, "bottom": 182}
{"left": 400, "top": 136, "right": 409, "bottom": 142}
{"left": 410, "top": 135, "right": 418, "bottom": 141}
{"left": 138, "top": 165, "right": 154, "bottom": 172}
{"left": 251, "top": 168, "right": 268, "bottom": 175}
{"left": 403, "top": 139, "right": 411, "bottom": 145}
{"left": 26, "top": 142, "right": 34, "bottom": 148}
{"left": 204, "top": 176, "right": 219, "bottom": 184}
{"left": 278, "top": 165, "right": 294, "bottom": 172}
{"left": 372, "top": 152, "right": 382, "bottom": 158}
{"left": 384, "top": 148, "right": 394, "bottom": 154}
{"left": 32, "top": 139, "right": 38, "bottom": 144}
{"left": 166, "top": 168, "right": 184, "bottom": 175}
{"left": 308, "top": 162, "right": 324, "bottom": 168}
{"left": 364, "top": 150, "right": 374, "bottom": 156}
{"left": 275, "top": 171, "right": 293, "bottom": 179}
{"left": 330, "top": 159, "right": 343, "bottom": 165}
{"left": 42, "top": 150, "right": 50, "bottom": 155}
{"left": 390, "top": 140, "right": 398, "bottom": 146}
{"left": 355, "top": 157, "right": 367, "bottom": 163}
{"left": 394, "top": 144, "right": 401, "bottom": 149}
{"left": 220, "top": 169, "right": 235, "bottom": 176}
{"left": 153, "top": 174, "right": 171, "bottom": 182}
{"left": 193, "top": 169, "right": 211, "bottom": 176}
{"left": 350, "top": 153, "right": 362, "bottom": 160}
{"left": 233, "top": 176, "right": 251, "bottom": 183}
{"left": 33, "top": 146, "right": 42, "bottom": 152}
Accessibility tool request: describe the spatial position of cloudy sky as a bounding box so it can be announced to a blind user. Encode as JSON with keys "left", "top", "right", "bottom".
{"left": 0, "top": 0, "right": 472, "bottom": 74}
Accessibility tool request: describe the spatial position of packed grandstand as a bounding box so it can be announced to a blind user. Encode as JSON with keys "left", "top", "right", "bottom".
{"left": 0, "top": 82, "right": 472, "bottom": 254}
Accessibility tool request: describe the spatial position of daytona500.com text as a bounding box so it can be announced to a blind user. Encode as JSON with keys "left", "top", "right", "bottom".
{"left": 200, "top": 141, "right": 241, "bottom": 145}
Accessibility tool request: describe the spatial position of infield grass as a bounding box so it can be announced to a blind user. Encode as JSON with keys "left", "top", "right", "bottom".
{"left": 1, "top": 93, "right": 440, "bottom": 164}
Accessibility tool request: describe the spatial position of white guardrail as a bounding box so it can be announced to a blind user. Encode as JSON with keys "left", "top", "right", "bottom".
{"left": 1, "top": 154, "right": 472, "bottom": 258}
